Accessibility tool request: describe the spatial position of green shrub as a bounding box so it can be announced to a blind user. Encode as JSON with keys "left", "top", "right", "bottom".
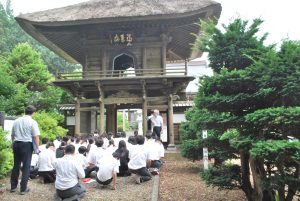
{"left": 33, "top": 111, "right": 67, "bottom": 141}
{"left": 0, "top": 128, "right": 13, "bottom": 178}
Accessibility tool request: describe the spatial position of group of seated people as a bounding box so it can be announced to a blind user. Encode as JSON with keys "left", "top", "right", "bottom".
{"left": 30, "top": 130, "right": 165, "bottom": 201}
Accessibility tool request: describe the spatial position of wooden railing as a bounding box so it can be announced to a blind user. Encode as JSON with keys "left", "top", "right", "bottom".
{"left": 56, "top": 66, "right": 187, "bottom": 80}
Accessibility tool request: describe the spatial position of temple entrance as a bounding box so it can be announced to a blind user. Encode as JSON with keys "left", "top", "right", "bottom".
{"left": 113, "top": 53, "right": 135, "bottom": 77}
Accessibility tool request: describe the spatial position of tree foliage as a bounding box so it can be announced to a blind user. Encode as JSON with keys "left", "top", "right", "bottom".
{"left": 0, "top": 128, "right": 13, "bottom": 178}
{"left": 33, "top": 111, "right": 67, "bottom": 141}
{"left": 0, "top": 0, "right": 80, "bottom": 74}
{"left": 182, "top": 18, "right": 300, "bottom": 201}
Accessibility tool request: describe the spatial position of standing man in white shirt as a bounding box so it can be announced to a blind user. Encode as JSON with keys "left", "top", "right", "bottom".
{"left": 150, "top": 109, "right": 163, "bottom": 139}
{"left": 54, "top": 144, "right": 86, "bottom": 200}
{"left": 10, "top": 105, "right": 40, "bottom": 195}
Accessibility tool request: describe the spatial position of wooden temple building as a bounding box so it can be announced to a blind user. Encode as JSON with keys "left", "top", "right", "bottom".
{"left": 16, "top": 0, "right": 221, "bottom": 148}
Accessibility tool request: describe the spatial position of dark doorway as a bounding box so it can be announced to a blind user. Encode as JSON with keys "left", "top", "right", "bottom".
{"left": 113, "top": 53, "right": 134, "bottom": 71}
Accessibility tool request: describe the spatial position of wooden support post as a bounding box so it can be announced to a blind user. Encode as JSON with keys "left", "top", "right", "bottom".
{"left": 184, "top": 59, "right": 188, "bottom": 76}
{"left": 142, "top": 47, "right": 147, "bottom": 76}
{"left": 75, "top": 98, "right": 81, "bottom": 135}
{"left": 102, "top": 49, "right": 106, "bottom": 77}
{"left": 99, "top": 101, "right": 105, "bottom": 134}
{"left": 142, "top": 100, "right": 147, "bottom": 136}
{"left": 97, "top": 82, "right": 105, "bottom": 134}
{"left": 142, "top": 80, "right": 147, "bottom": 136}
{"left": 167, "top": 94, "right": 176, "bottom": 150}
{"left": 162, "top": 44, "right": 166, "bottom": 75}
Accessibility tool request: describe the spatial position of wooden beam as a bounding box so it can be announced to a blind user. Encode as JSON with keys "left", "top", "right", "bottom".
{"left": 104, "top": 97, "right": 142, "bottom": 104}
{"left": 167, "top": 94, "right": 176, "bottom": 149}
{"left": 75, "top": 98, "right": 80, "bottom": 135}
{"left": 79, "top": 107, "right": 100, "bottom": 111}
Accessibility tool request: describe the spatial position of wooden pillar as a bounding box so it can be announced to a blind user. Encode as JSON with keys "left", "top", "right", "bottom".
{"left": 167, "top": 94, "right": 176, "bottom": 150}
{"left": 90, "top": 107, "right": 96, "bottom": 133}
{"left": 75, "top": 98, "right": 81, "bottom": 135}
{"left": 162, "top": 44, "right": 166, "bottom": 75}
{"left": 102, "top": 49, "right": 106, "bottom": 77}
{"left": 99, "top": 101, "right": 105, "bottom": 134}
{"left": 184, "top": 59, "right": 188, "bottom": 76}
{"left": 142, "top": 100, "right": 147, "bottom": 136}
{"left": 97, "top": 82, "right": 105, "bottom": 134}
{"left": 106, "top": 105, "right": 118, "bottom": 134}
{"left": 142, "top": 47, "right": 147, "bottom": 76}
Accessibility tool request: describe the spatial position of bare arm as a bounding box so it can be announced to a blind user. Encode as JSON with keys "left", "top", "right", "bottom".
{"left": 33, "top": 135, "right": 40, "bottom": 153}
{"left": 112, "top": 171, "right": 117, "bottom": 190}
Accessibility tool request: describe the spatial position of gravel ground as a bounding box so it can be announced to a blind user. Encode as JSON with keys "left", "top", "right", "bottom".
{"left": 0, "top": 174, "right": 154, "bottom": 201}
{"left": 159, "top": 153, "right": 247, "bottom": 201}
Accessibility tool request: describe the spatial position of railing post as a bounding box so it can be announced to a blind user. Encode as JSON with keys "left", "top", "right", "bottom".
{"left": 184, "top": 59, "right": 188, "bottom": 76}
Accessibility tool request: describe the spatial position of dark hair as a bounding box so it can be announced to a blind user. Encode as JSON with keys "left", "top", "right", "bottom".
{"left": 78, "top": 146, "right": 87, "bottom": 154}
{"left": 118, "top": 140, "right": 127, "bottom": 150}
{"left": 95, "top": 139, "right": 104, "bottom": 148}
{"left": 133, "top": 130, "right": 138, "bottom": 136}
{"left": 25, "top": 105, "right": 36, "bottom": 115}
{"left": 115, "top": 132, "right": 122, "bottom": 138}
{"left": 62, "top": 136, "right": 69, "bottom": 143}
{"left": 65, "top": 144, "right": 75, "bottom": 154}
{"left": 75, "top": 137, "right": 81, "bottom": 144}
{"left": 121, "top": 132, "right": 126, "bottom": 138}
{"left": 88, "top": 138, "right": 94, "bottom": 144}
{"left": 109, "top": 139, "right": 114, "bottom": 146}
{"left": 60, "top": 141, "right": 67, "bottom": 147}
{"left": 136, "top": 135, "right": 145, "bottom": 145}
{"left": 42, "top": 137, "right": 49, "bottom": 144}
{"left": 46, "top": 142, "right": 54, "bottom": 149}
{"left": 128, "top": 136, "right": 137, "bottom": 145}
{"left": 146, "top": 132, "right": 152, "bottom": 139}
{"left": 70, "top": 138, "right": 75, "bottom": 142}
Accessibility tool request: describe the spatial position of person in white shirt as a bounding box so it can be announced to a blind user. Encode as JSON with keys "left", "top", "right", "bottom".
{"left": 148, "top": 137, "right": 165, "bottom": 175}
{"left": 53, "top": 137, "right": 61, "bottom": 150}
{"left": 38, "top": 142, "right": 56, "bottom": 183}
{"left": 148, "top": 109, "right": 163, "bottom": 139}
{"left": 96, "top": 154, "right": 120, "bottom": 190}
{"left": 54, "top": 144, "right": 86, "bottom": 200}
{"left": 10, "top": 105, "right": 40, "bottom": 195}
{"left": 77, "top": 146, "right": 89, "bottom": 173}
{"left": 29, "top": 153, "right": 39, "bottom": 179}
{"left": 86, "top": 138, "right": 97, "bottom": 156}
{"left": 128, "top": 135, "right": 151, "bottom": 184}
{"left": 106, "top": 139, "right": 117, "bottom": 156}
{"left": 39, "top": 137, "right": 48, "bottom": 153}
{"left": 86, "top": 139, "right": 106, "bottom": 177}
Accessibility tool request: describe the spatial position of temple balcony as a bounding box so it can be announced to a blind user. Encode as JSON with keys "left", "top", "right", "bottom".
{"left": 55, "top": 66, "right": 187, "bottom": 81}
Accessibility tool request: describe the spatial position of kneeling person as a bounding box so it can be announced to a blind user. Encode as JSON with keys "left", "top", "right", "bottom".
{"left": 96, "top": 154, "right": 119, "bottom": 190}
{"left": 54, "top": 144, "right": 86, "bottom": 200}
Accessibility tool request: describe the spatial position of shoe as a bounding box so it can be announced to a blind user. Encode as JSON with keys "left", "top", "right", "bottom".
{"left": 134, "top": 174, "right": 141, "bottom": 184}
{"left": 20, "top": 188, "right": 30, "bottom": 195}
{"left": 152, "top": 168, "right": 159, "bottom": 175}
{"left": 10, "top": 188, "right": 16, "bottom": 193}
{"left": 90, "top": 171, "right": 97, "bottom": 178}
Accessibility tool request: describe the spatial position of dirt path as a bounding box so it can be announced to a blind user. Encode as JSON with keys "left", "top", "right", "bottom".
{"left": 159, "top": 153, "right": 247, "bottom": 201}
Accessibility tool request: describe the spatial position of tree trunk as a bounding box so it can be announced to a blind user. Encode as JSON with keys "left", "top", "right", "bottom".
{"left": 240, "top": 151, "right": 253, "bottom": 201}
{"left": 249, "top": 156, "right": 275, "bottom": 201}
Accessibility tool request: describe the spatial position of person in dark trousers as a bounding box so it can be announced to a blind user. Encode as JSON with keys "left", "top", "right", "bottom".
{"left": 148, "top": 109, "right": 163, "bottom": 139}
{"left": 113, "top": 140, "right": 130, "bottom": 176}
{"left": 54, "top": 144, "right": 86, "bottom": 200}
{"left": 128, "top": 135, "right": 151, "bottom": 184}
{"left": 10, "top": 105, "right": 40, "bottom": 195}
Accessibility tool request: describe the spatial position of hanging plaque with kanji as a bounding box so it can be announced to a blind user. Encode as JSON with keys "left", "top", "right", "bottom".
{"left": 110, "top": 33, "right": 133, "bottom": 46}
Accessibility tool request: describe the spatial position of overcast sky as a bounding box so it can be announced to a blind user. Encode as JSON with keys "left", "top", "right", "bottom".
{"left": 2, "top": 0, "right": 300, "bottom": 45}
